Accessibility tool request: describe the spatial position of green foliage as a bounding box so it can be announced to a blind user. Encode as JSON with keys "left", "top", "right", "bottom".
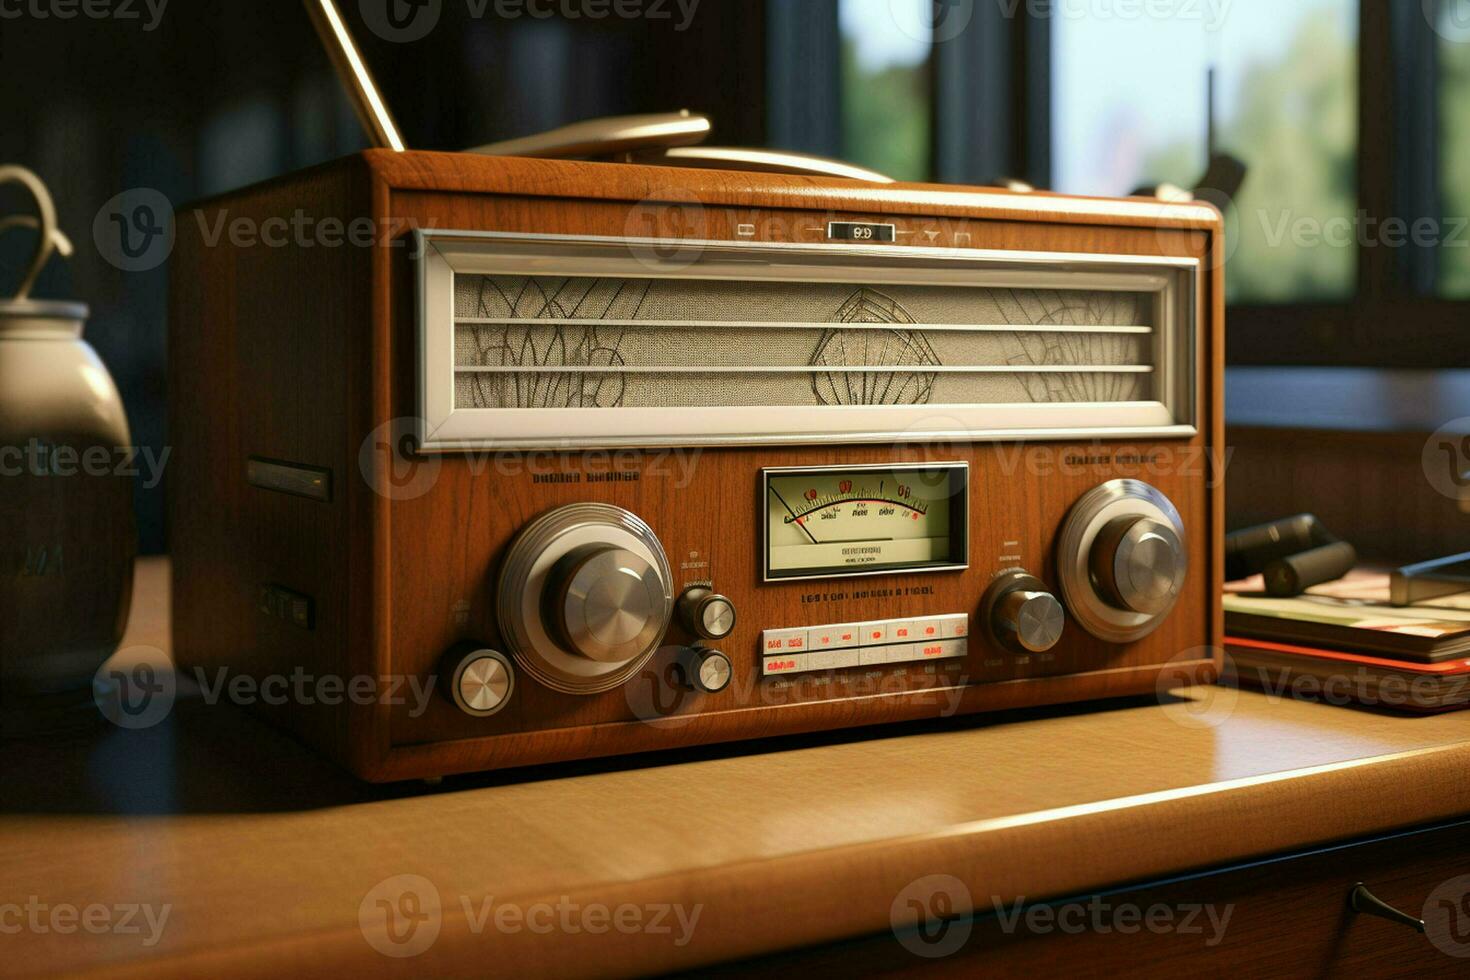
{"left": 1142, "top": 10, "right": 1357, "bottom": 303}
{"left": 840, "top": 39, "right": 931, "bottom": 183}
{"left": 1440, "top": 39, "right": 1470, "bottom": 297}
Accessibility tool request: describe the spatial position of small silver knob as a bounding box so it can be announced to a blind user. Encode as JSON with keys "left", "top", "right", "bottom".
{"left": 679, "top": 647, "right": 733, "bottom": 694}
{"left": 677, "top": 587, "right": 737, "bottom": 640}
{"left": 1091, "top": 516, "right": 1187, "bottom": 614}
{"left": 983, "top": 570, "right": 1064, "bottom": 654}
{"left": 442, "top": 647, "right": 514, "bottom": 718}
{"left": 552, "top": 546, "right": 668, "bottom": 663}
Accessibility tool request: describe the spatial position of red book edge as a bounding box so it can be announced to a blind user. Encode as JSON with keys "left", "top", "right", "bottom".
{"left": 1225, "top": 635, "right": 1470, "bottom": 676}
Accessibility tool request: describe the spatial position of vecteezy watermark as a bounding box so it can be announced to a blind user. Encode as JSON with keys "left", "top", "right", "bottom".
{"left": 888, "top": 0, "right": 975, "bottom": 45}
{"left": 623, "top": 189, "right": 707, "bottom": 272}
{"left": 0, "top": 0, "right": 169, "bottom": 31}
{"left": 1423, "top": 417, "right": 1470, "bottom": 503}
{"left": 993, "top": 0, "right": 1233, "bottom": 31}
{"left": 992, "top": 441, "right": 1233, "bottom": 489}
{"left": 1256, "top": 209, "right": 1470, "bottom": 252}
{"left": 0, "top": 898, "right": 172, "bottom": 948}
{"left": 360, "top": 875, "right": 443, "bottom": 959}
{"left": 1425, "top": 875, "right": 1470, "bottom": 958}
{"left": 93, "top": 647, "right": 178, "bottom": 731}
{"left": 993, "top": 895, "right": 1234, "bottom": 946}
{"left": 93, "top": 654, "right": 440, "bottom": 731}
{"left": 890, "top": 874, "right": 974, "bottom": 958}
{"left": 358, "top": 0, "right": 701, "bottom": 43}
{"left": 358, "top": 417, "right": 704, "bottom": 501}
{"left": 1249, "top": 664, "right": 1470, "bottom": 711}
{"left": 94, "top": 188, "right": 442, "bottom": 273}
{"left": 93, "top": 188, "right": 175, "bottom": 273}
{"left": 358, "top": 875, "right": 703, "bottom": 958}
{"left": 1156, "top": 646, "right": 1237, "bottom": 729}
{"left": 0, "top": 439, "right": 170, "bottom": 490}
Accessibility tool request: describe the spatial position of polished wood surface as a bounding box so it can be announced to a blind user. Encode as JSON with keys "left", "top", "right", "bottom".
{"left": 5, "top": 559, "right": 1469, "bottom": 978}
{"left": 169, "top": 150, "right": 1225, "bottom": 780}
{"left": 708, "top": 820, "right": 1470, "bottom": 977}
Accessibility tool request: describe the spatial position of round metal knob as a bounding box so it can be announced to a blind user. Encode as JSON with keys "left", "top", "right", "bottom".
{"left": 677, "top": 587, "right": 737, "bottom": 641}
{"left": 679, "top": 647, "right": 733, "bottom": 694}
{"left": 552, "top": 546, "right": 668, "bottom": 663}
{"left": 982, "top": 570, "right": 1064, "bottom": 654}
{"left": 442, "top": 647, "right": 514, "bottom": 718}
{"left": 1090, "top": 516, "right": 1187, "bottom": 614}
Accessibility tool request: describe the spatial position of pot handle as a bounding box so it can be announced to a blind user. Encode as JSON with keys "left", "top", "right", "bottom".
{"left": 0, "top": 165, "right": 72, "bottom": 301}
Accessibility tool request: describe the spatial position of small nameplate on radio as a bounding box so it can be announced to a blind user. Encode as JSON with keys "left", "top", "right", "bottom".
{"left": 827, "top": 221, "right": 895, "bottom": 243}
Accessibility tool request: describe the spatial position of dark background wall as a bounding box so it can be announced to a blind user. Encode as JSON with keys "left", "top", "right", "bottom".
{"left": 1, "top": 0, "right": 773, "bottom": 553}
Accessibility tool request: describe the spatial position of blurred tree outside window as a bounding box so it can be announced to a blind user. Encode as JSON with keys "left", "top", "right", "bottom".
{"left": 1053, "top": 1, "right": 1358, "bottom": 303}
{"left": 1439, "top": 8, "right": 1470, "bottom": 296}
{"left": 839, "top": 0, "right": 932, "bottom": 182}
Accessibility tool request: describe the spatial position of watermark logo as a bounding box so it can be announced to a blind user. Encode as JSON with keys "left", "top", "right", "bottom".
{"left": 994, "top": 895, "right": 1233, "bottom": 945}
{"left": 890, "top": 874, "right": 973, "bottom": 958}
{"left": 1156, "top": 645, "right": 1237, "bottom": 729}
{"left": 1423, "top": 418, "right": 1470, "bottom": 502}
{"left": 360, "top": 875, "right": 443, "bottom": 958}
{"left": 360, "top": 0, "right": 443, "bottom": 42}
{"left": 360, "top": 417, "right": 442, "bottom": 500}
{"left": 1425, "top": 875, "right": 1470, "bottom": 958}
{"left": 0, "top": 0, "right": 169, "bottom": 31}
{"left": 0, "top": 898, "right": 171, "bottom": 947}
{"left": 92, "top": 648, "right": 177, "bottom": 731}
{"left": 890, "top": 0, "right": 974, "bottom": 44}
{"left": 93, "top": 188, "right": 174, "bottom": 272}
{"left": 623, "top": 189, "right": 707, "bottom": 272}
{"left": 623, "top": 653, "right": 699, "bottom": 729}
{"left": 0, "top": 438, "right": 170, "bottom": 490}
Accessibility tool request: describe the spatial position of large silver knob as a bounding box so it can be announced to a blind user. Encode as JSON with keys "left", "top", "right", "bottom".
{"left": 982, "top": 570, "right": 1064, "bottom": 654}
{"left": 551, "top": 546, "right": 668, "bottom": 663}
{"left": 1090, "top": 516, "right": 1186, "bottom": 615}
{"left": 498, "top": 503, "right": 674, "bottom": 695}
{"left": 1056, "top": 480, "right": 1188, "bottom": 644}
{"left": 677, "top": 587, "right": 737, "bottom": 641}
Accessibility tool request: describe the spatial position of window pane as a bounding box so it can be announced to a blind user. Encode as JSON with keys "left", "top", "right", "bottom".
{"left": 1053, "top": 2, "right": 1358, "bottom": 303}
{"left": 840, "top": 0, "right": 932, "bottom": 181}
{"left": 1438, "top": 5, "right": 1470, "bottom": 296}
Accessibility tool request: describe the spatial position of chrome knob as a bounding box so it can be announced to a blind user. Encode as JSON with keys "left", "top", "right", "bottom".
{"left": 551, "top": 546, "right": 668, "bottom": 663}
{"left": 982, "top": 570, "right": 1064, "bottom": 654}
{"left": 498, "top": 503, "right": 674, "bottom": 695}
{"left": 678, "top": 647, "right": 733, "bottom": 694}
{"left": 441, "top": 646, "right": 514, "bottom": 718}
{"left": 1056, "top": 480, "right": 1188, "bottom": 644}
{"left": 677, "top": 587, "right": 737, "bottom": 640}
{"left": 1090, "top": 516, "right": 1186, "bottom": 615}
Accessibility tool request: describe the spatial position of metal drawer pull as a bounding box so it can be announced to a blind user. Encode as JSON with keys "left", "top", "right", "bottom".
{"left": 1350, "top": 883, "right": 1426, "bottom": 933}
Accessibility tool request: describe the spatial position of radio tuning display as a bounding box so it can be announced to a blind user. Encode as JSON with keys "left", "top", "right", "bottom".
{"left": 762, "top": 464, "right": 969, "bottom": 581}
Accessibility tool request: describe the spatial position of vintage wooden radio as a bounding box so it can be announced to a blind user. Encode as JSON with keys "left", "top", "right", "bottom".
{"left": 168, "top": 146, "right": 1224, "bottom": 781}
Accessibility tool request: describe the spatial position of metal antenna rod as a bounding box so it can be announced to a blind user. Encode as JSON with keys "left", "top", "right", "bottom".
{"left": 302, "top": 0, "right": 407, "bottom": 151}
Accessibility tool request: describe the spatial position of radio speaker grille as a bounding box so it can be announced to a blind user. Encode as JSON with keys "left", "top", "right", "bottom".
{"left": 451, "top": 275, "right": 1154, "bottom": 410}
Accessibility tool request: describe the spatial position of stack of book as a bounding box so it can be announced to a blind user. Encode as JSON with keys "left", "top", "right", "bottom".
{"left": 1225, "top": 569, "right": 1470, "bottom": 712}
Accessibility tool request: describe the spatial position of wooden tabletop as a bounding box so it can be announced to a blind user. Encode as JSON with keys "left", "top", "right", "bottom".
{"left": 6, "top": 558, "right": 1470, "bottom": 978}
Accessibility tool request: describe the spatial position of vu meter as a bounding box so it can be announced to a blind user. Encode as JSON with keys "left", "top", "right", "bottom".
{"left": 762, "top": 463, "right": 969, "bottom": 580}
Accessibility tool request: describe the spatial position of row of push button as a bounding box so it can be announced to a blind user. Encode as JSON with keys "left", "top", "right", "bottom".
{"left": 763, "top": 638, "right": 968, "bottom": 676}
{"left": 762, "top": 614, "right": 968, "bottom": 656}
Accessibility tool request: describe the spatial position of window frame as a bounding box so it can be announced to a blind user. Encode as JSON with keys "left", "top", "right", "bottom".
{"left": 773, "top": 1, "right": 1464, "bottom": 369}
